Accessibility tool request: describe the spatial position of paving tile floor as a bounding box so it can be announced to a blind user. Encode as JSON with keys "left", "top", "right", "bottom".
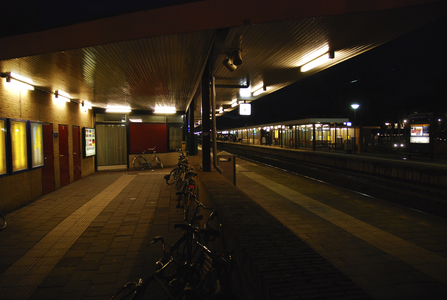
{"left": 1, "top": 154, "right": 447, "bottom": 300}
{"left": 0, "top": 169, "right": 182, "bottom": 300}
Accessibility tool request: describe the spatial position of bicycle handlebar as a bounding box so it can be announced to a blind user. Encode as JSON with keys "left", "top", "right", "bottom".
{"left": 143, "top": 147, "right": 157, "bottom": 153}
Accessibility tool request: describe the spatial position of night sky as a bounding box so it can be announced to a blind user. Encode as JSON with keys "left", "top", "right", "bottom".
{"left": 217, "top": 15, "right": 447, "bottom": 130}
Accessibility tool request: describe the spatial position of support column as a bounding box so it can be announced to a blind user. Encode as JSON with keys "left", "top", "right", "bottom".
{"left": 188, "top": 97, "right": 195, "bottom": 155}
{"left": 202, "top": 64, "right": 211, "bottom": 172}
{"left": 312, "top": 123, "right": 316, "bottom": 151}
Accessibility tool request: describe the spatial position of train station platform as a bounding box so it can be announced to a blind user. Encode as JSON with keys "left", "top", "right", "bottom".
{"left": 1, "top": 153, "right": 447, "bottom": 299}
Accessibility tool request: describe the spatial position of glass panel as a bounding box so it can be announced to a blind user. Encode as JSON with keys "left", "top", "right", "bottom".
{"left": 167, "top": 115, "right": 184, "bottom": 123}
{"left": 11, "top": 120, "right": 28, "bottom": 172}
{"left": 31, "top": 122, "right": 44, "bottom": 168}
{"left": 0, "top": 120, "right": 6, "bottom": 175}
{"left": 169, "top": 126, "right": 183, "bottom": 151}
{"left": 96, "top": 124, "right": 127, "bottom": 166}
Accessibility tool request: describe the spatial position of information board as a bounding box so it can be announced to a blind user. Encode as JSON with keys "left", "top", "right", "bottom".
{"left": 83, "top": 127, "right": 96, "bottom": 157}
{"left": 410, "top": 124, "right": 430, "bottom": 144}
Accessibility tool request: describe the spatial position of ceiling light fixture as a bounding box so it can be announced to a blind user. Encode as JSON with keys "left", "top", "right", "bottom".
{"left": 153, "top": 106, "right": 176, "bottom": 114}
{"left": 129, "top": 119, "right": 143, "bottom": 122}
{"left": 3, "top": 72, "right": 34, "bottom": 90}
{"left": 106, "top": 105, "right": 131, "bottom": 113}
{"left": 301, "top": 50, "right": 335, "bottom": 72}
{"left": 54, "top": 90, "right": 71, "bottom": 102}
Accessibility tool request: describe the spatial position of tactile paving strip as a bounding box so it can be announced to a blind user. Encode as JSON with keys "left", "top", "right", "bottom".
{"left": 0, "top": 175, "right": 136, "bottom": 300}
{"left": 243, "top": 171, "right": 447, "bottom": 285}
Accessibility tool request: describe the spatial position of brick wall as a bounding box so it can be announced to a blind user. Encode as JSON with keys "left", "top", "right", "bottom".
{"left": 0, "top": 78, "right": 95, "bottom": 213}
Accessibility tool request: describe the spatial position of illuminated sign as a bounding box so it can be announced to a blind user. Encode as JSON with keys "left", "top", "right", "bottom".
{"left": 239, "top": 103, "right": 251, "bottom": 115}
{"left": 410, "top": 124, "right": 429, "bottom": 144}
{"left": 30, "top": 122, "right": 44, "bottom": 168}
{"left": 83, "top": 127, "right": 96, "bottom": 157}
{"left": 0, "top": 119, "right": 6, "bottom": 175}
{"left": 10, "top": 120, "right": 28, "bottom": 172}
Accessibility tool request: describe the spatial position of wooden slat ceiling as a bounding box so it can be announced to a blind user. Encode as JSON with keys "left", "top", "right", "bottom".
{"left": 1, "top": 1, "right": 446, "bottom": 124}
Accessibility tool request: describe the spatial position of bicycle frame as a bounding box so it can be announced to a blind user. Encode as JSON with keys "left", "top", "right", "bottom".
{"left": 132, "top": 147, "right": 163, "bottom": 170}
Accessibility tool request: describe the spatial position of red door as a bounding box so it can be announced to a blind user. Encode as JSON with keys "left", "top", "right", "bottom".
{"left": 59, "top": 125, "right": 70, "bottom": 187}
{"left": 42, "top": 124, "right": 55, "bottom": 195}
{"left": 72, "top": 126, "right": 81, "bottom": 181}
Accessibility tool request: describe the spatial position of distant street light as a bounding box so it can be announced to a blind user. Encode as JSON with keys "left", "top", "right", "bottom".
{"left": 351, "top": 104, "right": 359, "bottom": 152}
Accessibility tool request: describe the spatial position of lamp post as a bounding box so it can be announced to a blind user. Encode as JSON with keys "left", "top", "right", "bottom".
{"left": 351, "top": 104, "right": 359, "bottom": 152}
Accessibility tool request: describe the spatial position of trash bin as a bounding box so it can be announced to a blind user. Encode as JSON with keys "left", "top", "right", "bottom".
{"left": 344, "top": 140, "right": 353, "bottom": 153}
{"left": 217, "top": 155, "right": 236, "bottom": 185}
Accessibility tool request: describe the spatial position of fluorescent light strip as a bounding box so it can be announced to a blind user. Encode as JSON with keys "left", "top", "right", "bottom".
{"left": 7, "top": 72, "right": 34, "bottom": 90}
{"left": 301, "top": 51, "right": 334, "bottom": 72}
{"left": 106, "top": 105, "right": 131, "bottom": 113}
{"left": 55, "top": 90, "right": 71, "bottom": 102}
{"left": 154, "top": 106, "right": 176, "bottom": 114}
{"left": 253, "top": 87, "right": 266, "bottom": 96}
{"left": 298, "top": 45, "right": 329, "bottom": 66}
{"left": 83, "top": 100, "right": 92, "bottom": 109}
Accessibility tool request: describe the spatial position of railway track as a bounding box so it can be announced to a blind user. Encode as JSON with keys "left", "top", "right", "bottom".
{"left": 227, "top": 148, "right": 447, "bottom": 219}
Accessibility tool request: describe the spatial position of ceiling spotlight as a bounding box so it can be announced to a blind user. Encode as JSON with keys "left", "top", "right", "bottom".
{"left": 232, "top": 50, "right": 242, "bottom": 66}
{"left": 223, "top": 57, "right": 237, "bottom": 72}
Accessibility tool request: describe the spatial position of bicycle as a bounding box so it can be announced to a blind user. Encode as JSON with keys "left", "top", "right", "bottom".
{"left": 133, "top": 147, "right": 163, "bottom": 171}
{"left": 165, "top": 151, "right": 190, "bottom": 187}
{"left": 0, "top": 210, "right": 6, "bottom": 231}
{"left": 110, "top": 213, "right": 232, "bottom": 300}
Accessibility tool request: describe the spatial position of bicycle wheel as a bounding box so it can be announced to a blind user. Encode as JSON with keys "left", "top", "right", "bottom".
{"left": 0, "top": 211, "right": 6, "bottom": 231}
{"left": 173, "top": 252, "right": 219, "bottom": 300}
{"left": 133, "top": 156, "right": 147, "bottom": 171}
{"left": 110, "top": 281, "right": 141, "bottom": 300}
{"left": 156, "top": 157, "right": 163, "bottom": 169}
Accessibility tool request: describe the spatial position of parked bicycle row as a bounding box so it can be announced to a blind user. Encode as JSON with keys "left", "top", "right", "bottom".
{"left": 110, "top": 152, "right": 236, "bottom": 300}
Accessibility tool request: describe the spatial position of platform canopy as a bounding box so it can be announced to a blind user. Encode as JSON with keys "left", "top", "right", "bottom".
{"left": 1, "top": 0, "right": 446, "bottom": 125}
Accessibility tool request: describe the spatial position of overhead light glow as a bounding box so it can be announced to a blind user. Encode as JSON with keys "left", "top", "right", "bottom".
{"left": 106, "top": 105, "right": 131, "bottom": 113}
{"left": 154, "top": 106, "right": 176, "bottom": 114}
{"left": 239, "top": 88, "right": 251, "bottom": 98}
{"left": 6, "top": 72, "right": 34, "bottom": 90}
{"left": 83, "top": 100, "right": 92, "bottom": 109}
{"left": 301, "top": 51, "right": 334, "bottom": 72}
{"left": 129, "top": 119, "right": 143, "bottom": 122}
{"left": 54, "top": 90, "right": 71, "bottom": 102}
{"left": 253, "top": 86, "right": 266, "bottom": 96}
{"left": 298, "top": 45, "right": 329, "bottom": 66}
